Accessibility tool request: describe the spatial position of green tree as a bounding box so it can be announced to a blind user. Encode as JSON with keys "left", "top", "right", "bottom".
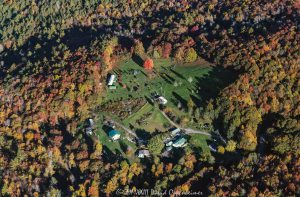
{"left": 147, "top": 134, "right": 165, "bottom": 155}
{"left": 187, "top": 98, "right": 195, "bottom": 115}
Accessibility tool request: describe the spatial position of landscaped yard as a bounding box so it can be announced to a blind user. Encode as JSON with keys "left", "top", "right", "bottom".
{"left": 102, "top": 58, "right": 212, "bottom": 109}
{"left": 189, "top": 134, "right": 211, "bottom": 152}
{"left": 123, "top": 103, "right": 171, "bottom": 133}
{"left": 94, "top": 116, "right": 138, "bottom": 161}
{"left": 96, "top": 57, "right": 237, "bottom": 158}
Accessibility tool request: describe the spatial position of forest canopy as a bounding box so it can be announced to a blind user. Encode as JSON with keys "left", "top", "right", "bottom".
{"left": 0, "top": 0, "right": 299, "bottom": 196}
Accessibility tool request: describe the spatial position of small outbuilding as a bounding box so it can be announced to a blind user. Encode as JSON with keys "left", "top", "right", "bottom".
{"left": 209, "top": 144, "right": 217, "bottom": 152}
{"left": 166, "top": 146, "right": 173, "bottom": 151}
{"left": 109, "top": 130, "right": 121, "bottom": 141}
{"left": 156, "top": 96, "right": 168, "bottom": 105}
{"left": 166, "top": 141, "right": 173, "bottom": 147}
{"left": 86, "top": 127, "right": 93, "bottom": 135}
{"left": 85, "top": 118, "right": 94, "bottom": 135}
{"left": 88, "top": 118, "right": 94, "bottom": 127}
{"left": 107, "top": 74, "right": 116, "bottom": 86}
{"left": 170, "top": 128, "right": 181, "bottom": 136}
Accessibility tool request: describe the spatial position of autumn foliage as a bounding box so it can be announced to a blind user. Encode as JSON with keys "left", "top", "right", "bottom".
{"left": 0, "top": 0, "right": 299, "bottom": 196}
{"left": 143, "top": 58, "right": 154, "bottom": 71}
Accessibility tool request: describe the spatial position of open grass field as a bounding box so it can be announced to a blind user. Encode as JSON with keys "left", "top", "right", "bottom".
{"left": 189, "top": 134, "right": 211, "bottom": 152}
{"left": 97, "top": 57, "right": 237, "bottom": 157}
{"left": 94, "top": 116, "right": 138, "bottom": 162}
{"left": 123, "top": 103, "right": 171, "bottom": 133}
{"left": 103, "top": 58, "right": 215, "bottom": 108}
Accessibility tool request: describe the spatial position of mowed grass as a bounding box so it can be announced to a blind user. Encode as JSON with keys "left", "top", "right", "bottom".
{"left": 94, "top": 118, "right": 138, "bottom": 161}
{"left": 189, "top": 134, "right": 211, "bottom": 152}
{"left": 123, "top": 103, "right": 171, "bottom": 132}
{"left": 104, "top": 58, "right": 212, "bottom": 108}
{"left": 123, "top": 103, "right": 153, "bottom": 125}
{"left": 98, "top": 58, "right": 235, "bottom": 156}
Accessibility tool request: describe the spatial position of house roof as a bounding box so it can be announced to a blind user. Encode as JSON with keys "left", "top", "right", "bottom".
{"left": 138, "top": 150, "right": 150, "bottom": 156}
{"left": 170, "top": 128, "right": 180, "bottom": 135}
{"left": 173, "top": 137, "right": 187, "bottom": 146}
{"left": 107, "top": 74, "right": 116, "bottom": 86}
{"left": 109, "top": 130, "right": 120, "bottom": 137}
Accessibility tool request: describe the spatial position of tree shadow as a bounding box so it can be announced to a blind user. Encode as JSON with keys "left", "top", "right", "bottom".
{"left": 0, "top": 24, "right": 138, "bottom": 82}
{"left": 195, "top": 66, "right": 238, "bottom": 107}
{"left": 170, "top": 69, "right": 185, "bottom": 80}
{"left": 102, "top": 125, "right": 113, "bottom": 137}
{"left": 190, "top": 94, "right": 201, "bottom": 107}
{"left": 119, "top": 141, "right": 128, "bottom": 153}
{"left": 135, "top": 128, "right": 152, "bottom": 141}
{"left": 159, "top": 73, "right": 173, "bottom": 84}
{"left": 102, "top": 146, "right": 119, "bottom": 163}
{"left": 132, "top": 53, "right": 144, "bottom": 67}
{"left": 172, "top": 92, "right": 187, "bottom": 108}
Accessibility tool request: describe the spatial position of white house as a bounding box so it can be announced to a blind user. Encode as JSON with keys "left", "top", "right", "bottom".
{"left": 137, "top": 150, "right": 150, "bottom": 158}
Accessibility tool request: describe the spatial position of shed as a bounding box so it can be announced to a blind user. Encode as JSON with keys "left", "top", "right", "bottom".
{"left": 86, "top": 127, "right": 93, "bottom": 135}
{"left": 209, "top": 144, "right": 217, "bottom": 152}
{"left": 157, "top": 96, "right": 168, "bottom": 105}
{"left": 166, "top": 146, "right": 173, "bottom": 151}
{"left": 88, "top": 118, "right": 94, "bottom": 127}
{"left": 166, "top": 141, "right": 173, "bottom": 147}
{"left": 85, "top": 118, "right": 94, "bottom": 135}
{"left": 107, "top": 74, "right": 116, "bottom": 86}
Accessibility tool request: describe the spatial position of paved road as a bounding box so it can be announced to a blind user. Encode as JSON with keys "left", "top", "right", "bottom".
{"left": 159, "top": 110, "right": 211, "bottom": 137}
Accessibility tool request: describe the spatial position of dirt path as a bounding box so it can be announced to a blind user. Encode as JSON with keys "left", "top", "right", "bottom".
{"left": 104, "top": 115, "right": 139, "bottom": 139}
{"left": 104, "top": 110, "right": 211, "bottom": 140}
{"left": 159, "top": 110, "right": 211, "bottom": 137}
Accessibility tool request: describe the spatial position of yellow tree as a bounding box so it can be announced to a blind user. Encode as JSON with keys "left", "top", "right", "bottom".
{"left": 105, "top": 177, "right": 119, "bottom": 194}
{"left": 225, "top": 140, "right": 237, "bottom": 152}
{"left": 217, "top": 146, "right": 225, "bottom": 154}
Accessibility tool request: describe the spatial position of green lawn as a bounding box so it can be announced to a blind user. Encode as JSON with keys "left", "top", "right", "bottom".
{"left": 97, "top": 57, "right": 236, "bottom": 157}
{"left": 94, "top": 117, "right": 138, "bottom": 161}
{"left": 123, "top": 103, "right": 171, "bottom": 132}
{"left": 104, "top": 58, "right": 212, "bottom": 108}
{"left": 189, "top": 134, "right": 211, "bottom": 152}
{"left": 123, "top": 103, "right": 153, "bottom": 125}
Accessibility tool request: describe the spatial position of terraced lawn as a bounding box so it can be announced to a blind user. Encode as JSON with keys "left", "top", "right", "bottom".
{"left": 104, "top": 58, "right": 213, "bottom": 108}
{"left": 123, "top": 103, "right": 171, "bottom": 133}
{"left": 96, "top": 57, "right": 237, "bottom": 157}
